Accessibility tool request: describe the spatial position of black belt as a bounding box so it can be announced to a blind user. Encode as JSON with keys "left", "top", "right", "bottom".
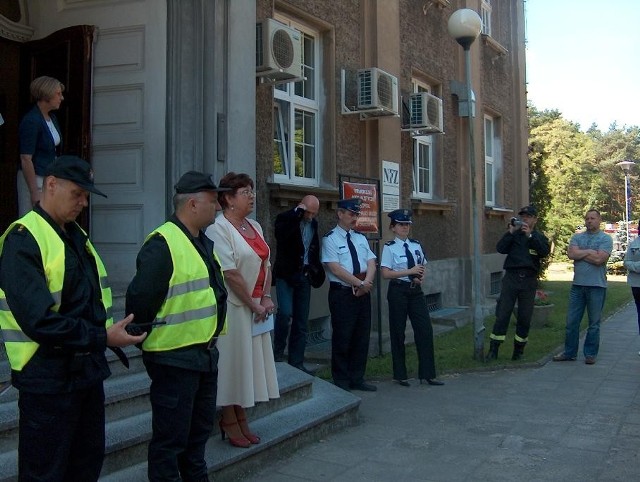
{"left": 507, "top": 269, "right": 537, "bottom": 278}
{"left": 390, "top": 279, "right": 419, "bottom": 289}
{"left": 330, "top": 282, "right": 352, "bottom": 291}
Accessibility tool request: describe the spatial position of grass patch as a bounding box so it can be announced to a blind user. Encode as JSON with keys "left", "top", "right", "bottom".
{"left": 317, "top": 270, "right": 633, "bottom": 380}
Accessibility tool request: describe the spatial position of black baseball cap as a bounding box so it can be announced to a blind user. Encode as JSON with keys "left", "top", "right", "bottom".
{"left": 518, "top": 205, "right": 537, "bottom": 216}
{"left": 174, "top": 171, "right": 232, "bottom": 194}
{"left": 45, "top": 156, "right": 107, "bottom": 198}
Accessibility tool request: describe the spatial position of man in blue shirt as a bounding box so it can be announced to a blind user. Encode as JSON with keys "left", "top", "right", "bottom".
{"left": 553, "top": 209, "right": 613, "bottom": 364}
{"left": 321, "top": 198, "right": 377, "bottom": 391}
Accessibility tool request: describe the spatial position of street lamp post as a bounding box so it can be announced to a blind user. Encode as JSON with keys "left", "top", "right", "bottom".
{"left": 448, "top": 9, "right": 484, "bottom": 360}
{"left": 617, "top": 160, "right": 635, "bottom": 247}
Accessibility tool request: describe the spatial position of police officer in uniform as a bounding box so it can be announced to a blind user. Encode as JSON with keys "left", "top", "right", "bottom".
{"left": 487, "top": 205, "right": 550, "bottom": 361}
{"left": 0, "top": 155, "right": 145, "bottom": 481}
{"left": 321, "top": 198, "right": 377, "bottom": 391}
{"left": 380, "top": 209, "right": 443, "bottom": 387}
{"left": 126, "top": 171, "right": 229, "bottom": 481}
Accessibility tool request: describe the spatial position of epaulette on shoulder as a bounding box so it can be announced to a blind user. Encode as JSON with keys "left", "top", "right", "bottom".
{"left": 323, "top": 230, "right": 334, "bottom": 237}
{"left": 409, "top": 238, "right": 419, "bottom": 244}
{"left": 384, "top": 240, "right": 396, "bottom": 246}
{"left": 354, "top": 230, "right": 364, "bottom": 236}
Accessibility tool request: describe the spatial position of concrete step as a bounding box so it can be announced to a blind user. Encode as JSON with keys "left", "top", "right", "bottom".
{"left": 430, "top": 306, "right": 471, "bottom": 328}
{"left": 0, "top": 363, "right": 347, "bottom": 481}
{"left": 101, "top": 376, "right": 361, "bottom": 481}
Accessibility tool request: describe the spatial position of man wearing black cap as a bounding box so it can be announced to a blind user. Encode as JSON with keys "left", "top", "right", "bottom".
{"left": 0, "top": 155, "right": 146, "bottom": 481}
{"left": 126, "top": 171, "right": 229, "bottom": 481}
{"left": 321, "top": 198, "right": 377, "bottom": 391}
{"left": 487, "top": 205, "right": 550, "bottom": 361}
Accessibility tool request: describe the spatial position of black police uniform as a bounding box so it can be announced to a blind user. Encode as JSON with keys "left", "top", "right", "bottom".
{"left": 381, "top": 209, "right": 440, "bottom": 383}
{"left": 126, "top": 215, "right": 227, "bottom": 481}
{"left": 0, "top": 205, "right": 111, "bottom": 481}
{"left": 488, "top": 208, "right": 550, "bottom": 359}
{"left": 321, "top": 198, "right": 376, "bottom": 390}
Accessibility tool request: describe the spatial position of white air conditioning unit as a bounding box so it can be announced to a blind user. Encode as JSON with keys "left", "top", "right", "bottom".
{"left": 357, "top": 67, "right": 399, "bottom": 116}
{"left": 256, "top": 19, "right": 303, "bottom": 82}
{"left": 409, "top": 92, "right": 444, "bottom": 133}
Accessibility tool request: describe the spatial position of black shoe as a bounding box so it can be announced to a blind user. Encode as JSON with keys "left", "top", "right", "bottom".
{"left": 350, "top": 382, "right": 377, "bottom": 392}
{"left": 393, "top": 379, "right": 410, "bottom": 387}
{"left": 421, "top": 378, "right": 444, "bottom": 386}
{"left": 273, "top": 353, "right": 286, "bottom": 362}
{"left": 334, "top": 382, "right": 350, "bottom": 391}
{"left": 292, "top": 364, "right": 317, "bottom": 376}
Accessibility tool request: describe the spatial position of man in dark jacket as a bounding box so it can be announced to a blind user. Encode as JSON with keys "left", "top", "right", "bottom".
{"left": 126, "top": 171, "right": 228, "bottom": 482}
{"left": 486, "top": 205, "right": 550, "bottom": 361}
{"left": 0, "top": 156, "right": 145, "bottom": 481}
{"left": 272, "top": 195, "right": 323, "bottom": 373}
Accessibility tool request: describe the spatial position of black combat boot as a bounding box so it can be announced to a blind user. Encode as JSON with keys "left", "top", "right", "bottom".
{"left": 512, "top": 341, "right": 526, "bottom": 360}
{"left": 486, "top": 340, "right": 501, "bottom": 360}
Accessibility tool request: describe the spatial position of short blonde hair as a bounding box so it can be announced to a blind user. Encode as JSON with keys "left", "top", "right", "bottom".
{"left": 30, "top": 76, "right": 65, "bottom": 102}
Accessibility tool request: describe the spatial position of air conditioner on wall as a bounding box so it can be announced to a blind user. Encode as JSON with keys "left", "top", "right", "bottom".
{"left": 409, "top": 92, "right": 444, "bottom": 133}
{"left": 256, "top": 18, "right": 303, "bottom": 83}
{"left": 357, "top": 67, "right": 399, "bottom": 116}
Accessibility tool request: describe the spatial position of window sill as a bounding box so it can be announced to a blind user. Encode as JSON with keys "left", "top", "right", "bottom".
{"left": 411, "top": 198, "right": 456, "bottom": 215}
{"left": 267, "top": 182, "right": 339, "bottom": 208}
{"left": 481, "top": 34, "right": 508, "bottom": 58}
{"left": 484, "top": 206, "right": 513, "bottom": 218}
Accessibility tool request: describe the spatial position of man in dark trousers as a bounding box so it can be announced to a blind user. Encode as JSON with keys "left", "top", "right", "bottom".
{"left": 0, "top": 155, "right": 145, "bottom": 481}
{"left": 321, "top": 198, "right": 377, "bottom": 391}
{"left": 126, "top": 171, "right": 229, "bottom": 482}
{"left": 486, "top": 205, "right": 550, "bottom": 361}
{"left": 273, "top": 195, "right": 324, "bottom": 373}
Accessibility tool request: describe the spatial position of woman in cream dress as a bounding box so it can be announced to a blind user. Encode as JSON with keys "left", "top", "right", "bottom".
{"left": 206, "top": 172, "right": 279, "bottom": 448}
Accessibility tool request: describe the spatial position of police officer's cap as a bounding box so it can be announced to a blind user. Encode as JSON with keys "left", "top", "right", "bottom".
{"left": 174, "top": 171, "right": 232, "bottom": 194}
{"left": 45, "top": 155, "right": 107, "bottom": 198}
{"left": 337, "top": 198, "right": 362, "bottom": 214}
{"left": 518, "top": 205, "right": 537, "bottom": 216}
{"left": 388, "top": 209, "right": 413, "bottom": 224}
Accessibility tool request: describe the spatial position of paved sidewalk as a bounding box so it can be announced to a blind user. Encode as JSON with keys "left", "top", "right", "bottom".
{"left": 246, "top": 302, "right": 640, "bottom": 481}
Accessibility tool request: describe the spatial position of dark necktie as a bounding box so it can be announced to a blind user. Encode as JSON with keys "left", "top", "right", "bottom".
{"left": 347, "top": 232, "right": 361, "bottom": 274}
{"left": 404, "top": 242, "right": 415, "bottom": 269}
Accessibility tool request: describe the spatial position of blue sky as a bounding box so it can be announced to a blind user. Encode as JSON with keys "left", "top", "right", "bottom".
{"left": 525, "top": 0, "right": 640, "bottom": 131}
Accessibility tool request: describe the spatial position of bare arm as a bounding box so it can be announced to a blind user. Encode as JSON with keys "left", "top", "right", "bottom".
{"left": 568, "top": 244, "right": 609, "bottom": 265}
{"left": 222, "top": 268, "right": 268, "bottom": 320}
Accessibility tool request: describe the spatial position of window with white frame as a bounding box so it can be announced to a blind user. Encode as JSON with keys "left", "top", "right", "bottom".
{"left": 481, "top": 0, "right": 492, "bottom": 36}
{"left": 273, "top": 19, "right": 320, "bottom": 186}
{"left": 484, "top": 114, "right": 497, "bottom": 206}
{"left": 412, "top": 80, "right": 435, "bottom": 199}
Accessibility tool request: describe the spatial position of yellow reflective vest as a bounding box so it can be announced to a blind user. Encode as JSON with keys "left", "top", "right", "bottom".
{"left": 141, "top": 222, "right": 226, "bottom": 352}
{"left": 0, "top": 211, "right": 113, "bottom": 371}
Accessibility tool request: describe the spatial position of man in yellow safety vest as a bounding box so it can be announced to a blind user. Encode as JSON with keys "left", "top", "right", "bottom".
{"left": 126, "top": 171, "right": 229, "bottom": 481}
{"left": 0, "top": 155, "right": 146, "bottom": 481}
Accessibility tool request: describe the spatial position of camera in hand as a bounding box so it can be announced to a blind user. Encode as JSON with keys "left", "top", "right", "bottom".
{"left": 510, "top": 217, "right": 524, "bottom": 230}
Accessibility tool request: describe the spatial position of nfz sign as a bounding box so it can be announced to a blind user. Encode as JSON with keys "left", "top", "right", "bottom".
{"left": 382, "top": 160, "right": 399, "bottom": 196}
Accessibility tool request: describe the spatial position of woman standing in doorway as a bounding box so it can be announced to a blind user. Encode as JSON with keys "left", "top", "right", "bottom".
{"left": 18, "top": 76, "right": 65, "bottom": 215}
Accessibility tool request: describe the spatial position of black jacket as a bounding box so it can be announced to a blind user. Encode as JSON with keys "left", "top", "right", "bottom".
{"left": 273, "top": 207, "right": 322, "bottom": 283}
{"left": 0, "top": 205, "right": 109, "bottom": 394}
{"left": 497, "top": 229, "right": 551, "bottom": 273}
{"left": 125, "top": 215, "right": 227, "bottom": 372}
